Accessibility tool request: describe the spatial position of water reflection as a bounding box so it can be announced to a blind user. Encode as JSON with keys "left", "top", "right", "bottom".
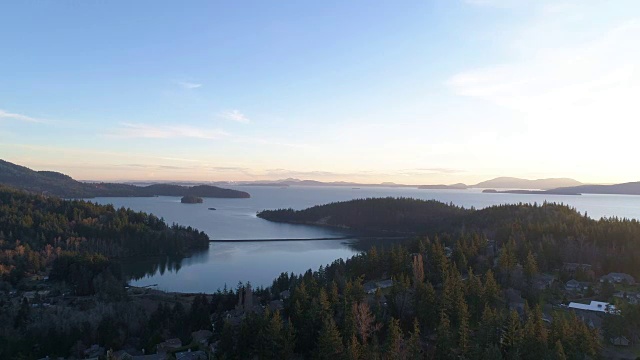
{"left": 121, "top": 240, "right": 360, "bottom": 293}
{"left": 122, "top": 249, "right": 210, "bottom": 281}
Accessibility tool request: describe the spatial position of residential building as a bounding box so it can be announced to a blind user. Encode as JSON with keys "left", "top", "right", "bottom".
{"left": 568, "top": 301, "right": 618, "bottom": 314}
{"left": 157, "top": 338, "right": 182, "bottom": 354}
{"left": 175, "top": 349, "right": 207, "bottom": 360}
{"left": 364, "top": 279, "right": 394, "bottom": 294}
{"left": 600, "top": 272, "right": 635, "bottom": 284}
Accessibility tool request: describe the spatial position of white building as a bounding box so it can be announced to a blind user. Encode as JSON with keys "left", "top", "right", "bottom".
{"left": 568, "top": 301, "right": 618, "bottom": 314}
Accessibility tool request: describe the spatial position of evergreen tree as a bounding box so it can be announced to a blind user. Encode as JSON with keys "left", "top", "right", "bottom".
{"left": 466, "top": 268, "right": 485, "bottom": 321}
{"left": 482, "top": 344, "right": 503, "bottom": 360}
{"left": 478, "top": 306, "right": 500, "bottom": 350}
{"left": 316, "top": 318, "right": 344, "bottom": 360}
{"left": 457, "top": 296, "right": 470, "bottom": 357}
{"left": 436, "top": 311, "right": 454, "bottom": 360}
{"left": 414, "top": 282, "right": 437, "bottom": 332}
{"left": 553, "top": 340, "right": 567, "bottom": 360}
{"left": 406, "top": 318, "right": 422, "bottom": 359}
{"left": 483, "top": 269, "right": 500, "bottom": 308}
{"left": 503, "top": 310, "right": 522, "bottom": 360}
{"left": 342, "top": 298, "right": 357, "bottom": 343}
{"left": 217, "top": 320, "right": 235, "bottom": 357}
{"left": 523, "top": 251, "right": 538, "bottom": 285}
{"left": 258, "top": 309, "right": 283, "bottom": 359}
{"left": 522, "top": 304, "right": 547, "bottom": 360}
{"left": 281, "top": 319, "right": 296, "bottom": 359}
{"left": 13, "top": 298, "right": 30, "bottom": 329}
{"left": 412, "top": 253, "right": 425, "bottom": 285}
{"left": 384, "top": 318, "right": 403, "bottom": 360}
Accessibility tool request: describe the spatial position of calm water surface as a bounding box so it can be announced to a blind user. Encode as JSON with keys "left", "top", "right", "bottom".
{"left": 91, "top": 186, "right": 640, "bottom": 293}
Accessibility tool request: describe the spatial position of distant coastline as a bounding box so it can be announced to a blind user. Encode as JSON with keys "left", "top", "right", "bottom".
{"left": 482, "top": 189, "right": 581, "bottom": 196}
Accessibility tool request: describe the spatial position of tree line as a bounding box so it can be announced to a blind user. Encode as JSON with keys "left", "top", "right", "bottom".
{"left": 0, "top": 185, "right": 209, "bottom": 286}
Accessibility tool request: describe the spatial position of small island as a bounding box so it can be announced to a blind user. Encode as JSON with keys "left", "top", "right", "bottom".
{"left": 181, "top": 195, "right": 203, "bottom": 204}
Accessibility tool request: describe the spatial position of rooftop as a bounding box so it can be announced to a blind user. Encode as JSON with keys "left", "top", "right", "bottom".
{"left": 568, "top": 301, "right": 617, "bottom": 314}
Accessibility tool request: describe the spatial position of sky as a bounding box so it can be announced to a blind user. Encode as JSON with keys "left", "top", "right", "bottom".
{"left": 1, "top": 0, "right": 639, "bottom": 185}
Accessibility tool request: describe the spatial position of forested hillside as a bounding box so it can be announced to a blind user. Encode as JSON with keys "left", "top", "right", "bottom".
{"left": 210, "top": 235, "right": 603, "bottom": 360}
{"left": 0, "top": 185, "right": 209, "bottom": 286}
{"left": 260, "top": 198, "right": 640, "bottom": 279}
{"left": 0, "top": 159, "right": 250, "bottom": 198}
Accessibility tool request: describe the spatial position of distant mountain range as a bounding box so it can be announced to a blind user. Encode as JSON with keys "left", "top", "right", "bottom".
{"left": 3, "top": 158, "right": 640, "bottom": 197}
{"left": 233, "top": 176, "right": 583, "bottom": 190}
{"left": 472, "top": 177, "right": 584, "bottom": 190}
{"left": 238, "top": 178, "right": 411, "bottom": 188}
{"left": 416, "top": 177, "right": 583, "bottom": 190}
{"left": 233, "top": 176, "right": 640, "bottom": 197}
{"left": 0, "top": 159, "right": 250, "bottom": 198}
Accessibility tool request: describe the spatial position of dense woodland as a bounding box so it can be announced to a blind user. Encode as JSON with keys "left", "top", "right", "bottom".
{"left": 210, "top": 237, "right": 603, "bottom": 360}
{"left": 259, "top": 197, "right": 640, "bottom": 279}
{"left": 3, "top": 190, "right": 640, "bottom": 358}
{"left": 0, "top": 185, "right": 209, "bottom": 287}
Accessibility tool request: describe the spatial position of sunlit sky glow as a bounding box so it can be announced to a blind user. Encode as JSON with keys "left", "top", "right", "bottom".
{"left": 1, "top": 0, "right": 639, "bottom": 184}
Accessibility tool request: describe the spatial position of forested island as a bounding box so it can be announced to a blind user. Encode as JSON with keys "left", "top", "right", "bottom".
{"left": 0, "top": 159, "right": 250, "bottom": 199}
{"left": 181, "top": 195, "right": 204, "bottom": 204}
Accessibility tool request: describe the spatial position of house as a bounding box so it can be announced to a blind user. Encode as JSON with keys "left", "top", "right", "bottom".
{"left": 175, "top": 349, "right": 207, "bottom": 360}
{"left": 364, "top": 279, "right": 394, "bottom": 294}
{"left": 223, "top": 308, "right": 246, "bottom": 326}
{"left": 84, "top": 345, "right": 105, "bottom": 359}
{"left": 191, "top": 329, "right": 213, "bottom": 347}
{"left": 613, "top": 292, "right": 640, "bottom": 305}
{"left": 84, "top": 344, "right": 105, "bottom": 358}
{"left": 444, "top": 247, "right": 453, "bottom": 258}
{"left": 568, "top": 301, "right": 618, "bottom": 314}
{"left": 22, "top": 290, "right": 50, "bottom": 301}
{"left": 565, "top": 279, "right": 590, "bottom": 292}
{"left": 563, "top": 263, "right": 592, "bottom": 273}
{"left": 157, "top": 338, "right": 182, "bottom": 354}
{"left": 130, "top": 354, "right": 167, "bottom": 360}
{"left": 565, "top": 279, "right": 581, "bottom": 291}
{"left": 111, "top": 350, "right": 134, "bottom": 360}
{"left": 533, "top": 274, "right": 555, "bottom": 290}
{"left": 279, "top": 290, "right": 290, "bottom": 300}
{"left": 600, "top": 272, "right": 635, "bottom": 284}
{"left": 269, "top": 299, "right": 284, "bottom": 312}
{"left": 610, "top": 336, "right": 630, "bottom": 346}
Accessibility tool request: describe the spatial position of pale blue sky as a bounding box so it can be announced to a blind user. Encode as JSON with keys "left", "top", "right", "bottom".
{"left": 1, "top": 0, "right": 639, "bottom": 184}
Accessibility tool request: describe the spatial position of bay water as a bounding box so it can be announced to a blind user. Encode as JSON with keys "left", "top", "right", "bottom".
{"left": 90, "top": 186, "right": 640, "bottom": 293}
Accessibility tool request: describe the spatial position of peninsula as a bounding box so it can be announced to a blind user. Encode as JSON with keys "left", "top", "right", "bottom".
{"left": 0, "top": 159, "right": 250, "bottom": 199}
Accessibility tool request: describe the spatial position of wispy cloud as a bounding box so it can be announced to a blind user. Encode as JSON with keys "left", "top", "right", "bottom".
{"left": 212, "top": 166, "right": 250, "bottom": 172}
{"left": 265, "top": 169, "right": 343, "bottom": 178}
{"left": 446, "top": 5, "right": 640, "bottom": 134}
{"left": 219, "top": 110, "right": 250, "bottom": 123}
{"left": 110, "top": 123, "right": 229, "bottom": 140}
{"left": 409, "top": 168, "right": 465, "bottom": 174}
{"left": 0, "top": 109, "right": 45, "bottom": 123}
{"left": 176, "top": 81, "right": 202, "bottom": 89}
